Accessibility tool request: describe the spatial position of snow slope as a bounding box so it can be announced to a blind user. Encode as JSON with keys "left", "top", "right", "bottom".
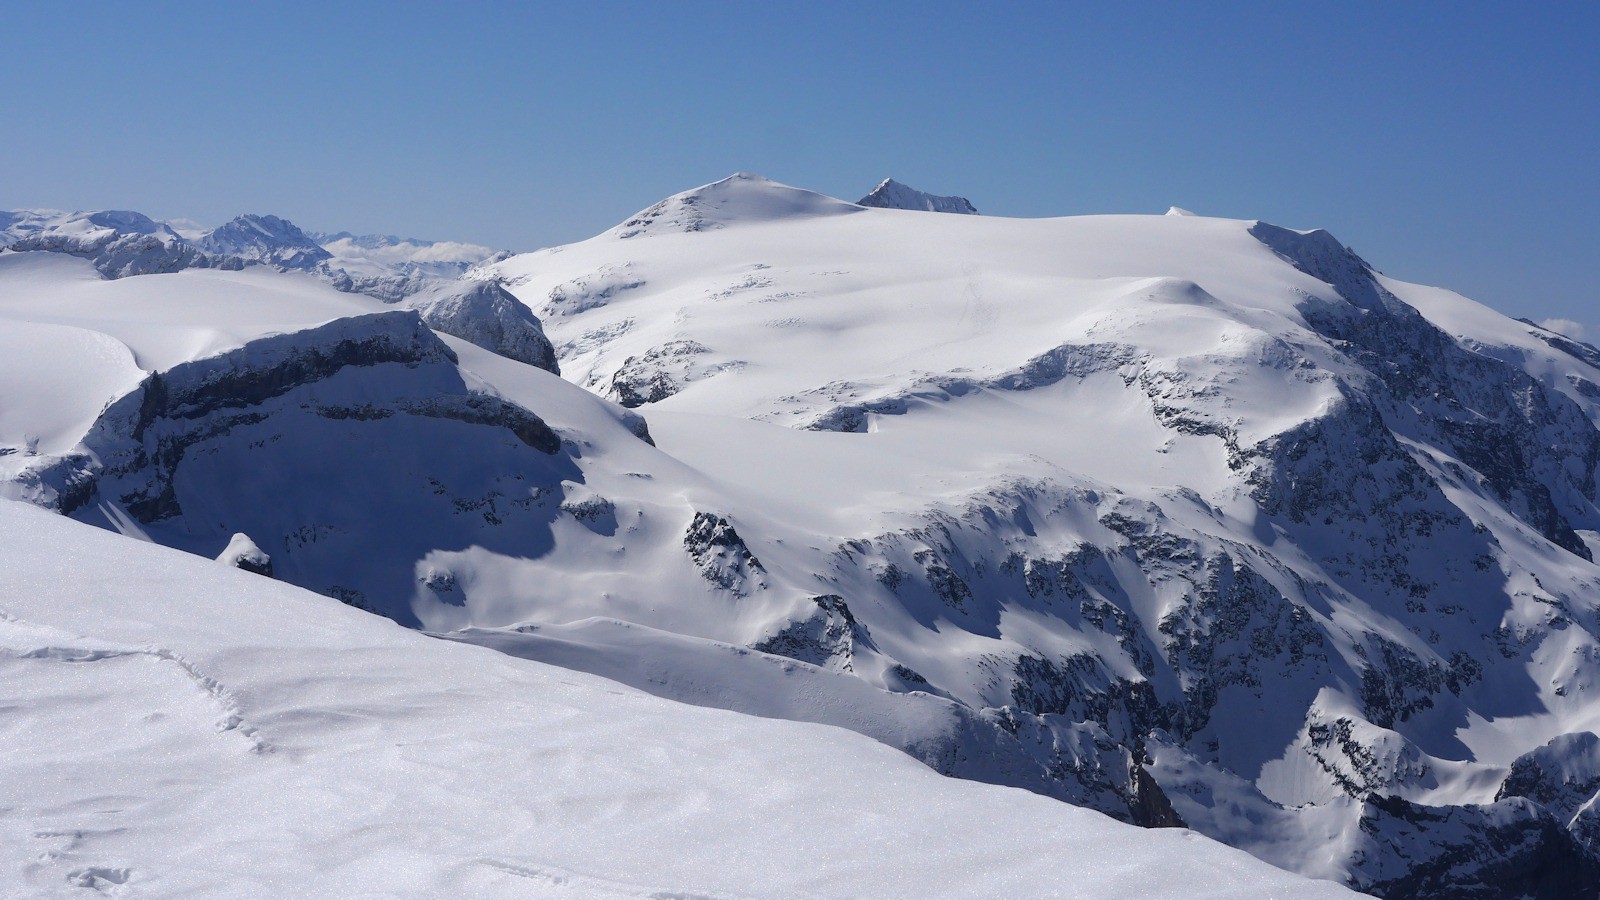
{"left": 8, "top": 174, "right": 1600, "bottom": 896}
{"left": 0, "top": 500, "right": 1351, "bottom": 898}
{"left": 477, "top": 175, "right": 1600, "bottom": 897}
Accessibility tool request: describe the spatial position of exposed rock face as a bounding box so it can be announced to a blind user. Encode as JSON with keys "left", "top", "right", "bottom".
{"left": 76, "top": 312, "right": 451, "bottom": 522}
{"left": 1499, "top": 734, "right": 1600, "bottom": 815}
{"left": 858, "top": 178, "right": 979, "bottom": 214}
{"left": 558, "top": 484, "right": 617, "bottom": 534}
{"left": 1496, "top": 733, "right": 1600, "bottom": 858}
{"left": 754, "top": 594, "right": 873, "bottom": 671}
{"left": 606, "top": 340, "right": 742, "bottom": 407}
{"left": 25, "top": 310, "right": 574, "bottom": 626}
{"left": 437, "top": 614, "right": 1164, "bottom": 824}
{"left": 1128, "top": 764, "right": 1186, "bottom": 828}
{"left": 799, "top": 340, "right": 1142, "bottom": 432}
{"left": 1519, "top": 318, "right": 1600, "bottom": 370}
{"left": 1351, "top": 794, "right": 1600, "bottom": 899}
{"left": 683, "top": 512, "right": 765, "bottom": 595}
{"left": 1253, "top": 221, "right": 1600, "bottom": 561}
{"left": 542, "top": 265, "right": 645, "bottom": 317}
{"left": 9, "top": 227, "right": 238, "bottom": 277}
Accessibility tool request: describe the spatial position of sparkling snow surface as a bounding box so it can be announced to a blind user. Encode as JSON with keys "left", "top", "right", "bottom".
{"left": 0, "top": 501, "right": 1352, "bottom": 898}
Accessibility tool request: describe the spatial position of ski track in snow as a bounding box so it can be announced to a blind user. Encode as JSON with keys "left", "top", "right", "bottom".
{"left": 472, "top": 858, "right": 765, "bottom": 900}
{"left": 0, "top": 608, "right": 269, "bottom": 752}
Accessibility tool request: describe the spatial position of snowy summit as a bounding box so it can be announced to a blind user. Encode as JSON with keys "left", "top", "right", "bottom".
{"left": 858, "top": 177, "right": 980, "bottom": 214}
{"left": 196, "top": 213, "right": 333, "bottom": 270}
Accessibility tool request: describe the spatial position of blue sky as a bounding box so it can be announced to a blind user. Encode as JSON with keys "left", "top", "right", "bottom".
{"left": 4, "top": 2, "right": 1597, "bottom": 331}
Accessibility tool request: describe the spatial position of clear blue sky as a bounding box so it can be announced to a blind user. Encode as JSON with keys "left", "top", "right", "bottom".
{"left": 4, "top": 2, "right": 1597, "bottom": 330}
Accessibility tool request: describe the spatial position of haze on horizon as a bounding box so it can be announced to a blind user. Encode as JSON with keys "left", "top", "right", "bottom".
{"left": 2, "top": 2, "right": 1596, "bottom": 333}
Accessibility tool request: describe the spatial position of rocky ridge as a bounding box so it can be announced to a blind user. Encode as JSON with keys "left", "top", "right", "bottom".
{"left": 858, "top": 178, "right": 981, "bottom": 214}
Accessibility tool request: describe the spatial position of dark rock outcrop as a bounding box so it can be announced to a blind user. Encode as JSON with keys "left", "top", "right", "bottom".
{"left": 684, "top": 512, "right": 765, "bottom": 594}
{"left": 1351, "top": 794, "right": 1600, "bottom": 899}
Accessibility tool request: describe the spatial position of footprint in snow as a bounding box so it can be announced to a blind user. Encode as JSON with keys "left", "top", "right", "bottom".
{"left": 67, "top": 867, "right": 132, "bottom": 893}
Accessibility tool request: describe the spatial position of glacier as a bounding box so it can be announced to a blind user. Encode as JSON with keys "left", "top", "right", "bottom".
{"left": 5, "top": 174, "right": 1600, "bottom": 896}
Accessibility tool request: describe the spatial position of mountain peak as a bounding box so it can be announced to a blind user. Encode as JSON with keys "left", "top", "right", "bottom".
{"left": 611, "top": 173, "right": 861, "bottom": 239}
{"left": 197, "top": 213, "right": 332, "bottom": 269}
{"left": 84, "top": 209, "right": 180, "bottom": 236}
{"left": 858, "top": 179, "right": 979, "bottom": 215}
{"left": 0, "top": 209, "right": 185, "bottom": 245}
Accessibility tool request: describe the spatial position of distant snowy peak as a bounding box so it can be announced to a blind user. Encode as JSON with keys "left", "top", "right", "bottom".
{"left": 611, "top": 172, "right": 862, "bottom": 238}
{"left": 309, "top": 231, "right": 508, "bottom": 280}
{"left": 858, "top": 178, "right": 979, "bottom": 214}
{"left": 197, "top": 213, "right": 332, "bottom": 270}
{"left": 3, "top": 208, "right": 225, "bottom": 278}
{"left": 0, "top": 208, "right": 184, "bottom": 247}
{"left": 0, "top": 209, "right": 60, "bottom": 246}
{"left": 79, "top": 209, "right": 185, "bottom": 239}
{"left": 312, "top": 231, "right": 500, "bottom": 257}
{"left": 313, "top": 231, "right": 423, "bottom": 249}
{"left": 6, "top": 209, "right": 502, "bottom": 281}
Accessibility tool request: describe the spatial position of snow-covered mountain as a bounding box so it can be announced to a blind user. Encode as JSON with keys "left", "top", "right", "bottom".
{"left": 0, "top": 502, "right": 1351, "bottom": 897}
{"left": 1, "top": 208, "right": 226, "bottom": 277}
{"left": 1, "top": 207, "right": 508, "bottom": 298}
{"left": 195, "top": 213, "right": 333, "bottom": 270}
{"left": 6, "top": 173, "right": 1600, "bottom": 896}
{"left": 0, "top": 207, "right": 545, "bottom": 369}
{"left": 1, "top": 208, "right": 186, "bottom": 246}
{"left": 858, "top": 177, "right": 980, "bottom": 213}
{"left": 480, "top": 174, "right": 1600, "bottom": 897}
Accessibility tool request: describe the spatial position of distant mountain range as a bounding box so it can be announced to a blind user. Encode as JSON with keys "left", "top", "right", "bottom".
{"left": 1, "top": 207, "right": 505, "bottom": 284}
